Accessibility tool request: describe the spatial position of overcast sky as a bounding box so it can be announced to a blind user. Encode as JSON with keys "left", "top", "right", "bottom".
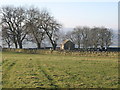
{"left": 0, "top": 0, "right": 119, "bottom": 30}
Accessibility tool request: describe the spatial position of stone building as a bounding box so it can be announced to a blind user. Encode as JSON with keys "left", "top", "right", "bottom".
{"left": 60, "top": 40, "right": 75, "bottom": 50}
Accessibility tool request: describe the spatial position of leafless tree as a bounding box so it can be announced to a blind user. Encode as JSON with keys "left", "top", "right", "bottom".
{"left": 2, "top": 25, "right": 13, "bottom": 48}
{"left": 64, "top": 26, "right": 113, "bottom": 50}
{"left": 104, "top": 29, "right": 113, "bottom": 48}
{"left": 90, "top": 27, "right": 100, "bottom": 49}
{"left": 63, "top": 31, "right": 75, "bottom": 42}
{"left": 1, "top": 6, "right": 28, "bottom": 48}
{"left": 80, "top": 26, "right": 91, "bottom": 49}
{"left": 40, "top": 10, "right": 62, "bottom": 50}
{"left": 72, "top": 26, "right": 83, "bottom": 49}
{"left": 98, "top": 27, "right": 113, "bottom": 49}
{"left": 26, "top": 7, "right": 45, "bottom": 49}
{"left": 1, "top": 6, "right": 113, "bottom": 50}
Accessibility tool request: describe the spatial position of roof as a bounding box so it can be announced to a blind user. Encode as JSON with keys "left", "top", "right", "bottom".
{"left": 61, "top": 39, "right": 73, "bottom": 45}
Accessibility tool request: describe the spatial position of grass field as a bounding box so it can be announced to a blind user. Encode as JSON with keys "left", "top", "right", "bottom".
{"left": 2, "top": 51, "right": 118, "bottom": 88}
{"left": 0, "top": 52, "right": 2, "bottom": 89}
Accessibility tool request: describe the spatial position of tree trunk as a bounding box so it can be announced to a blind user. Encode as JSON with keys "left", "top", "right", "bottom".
{"left": 52, "top": 43, "right": 57, "bottom": 50}
{"left": 7, "top": 41, "right": 11, "bottom": 48}
{"left": 45, "top": 31, "right": 57, "bottom": 50}
{"left": 13, "top": 36, "right": 18, "bottom": 48}
{"left": 18, "top": 41, "right": 22, "bottom": 49}
{"left": 78, "top": 37, "right": 81, "bottom": 49}
{"left": 19, "top": 44, "right": 22, "bottom": 49}
{"left": 14, "top": 42, "right": 18, "bottom": 49}
{"left": 8, "top": 44, "right": 10, "bottom": 48}
{"left": 78, "top": 42, "right": 80, "bottom": 49}
{"left": 37, "top": 42, "right": 41, "bottom": 49}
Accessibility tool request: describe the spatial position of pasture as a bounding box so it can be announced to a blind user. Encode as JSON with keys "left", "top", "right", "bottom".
{"left": 2, "top": 51, "right": 118, "bottom": 88}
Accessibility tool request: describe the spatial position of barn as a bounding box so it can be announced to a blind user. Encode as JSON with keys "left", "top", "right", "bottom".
{"left": 60, "top": 40, "right": 75, "bottom": 50}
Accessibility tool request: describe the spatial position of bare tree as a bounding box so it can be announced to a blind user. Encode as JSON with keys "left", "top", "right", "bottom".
{"left": 104, "top": 30, "right": 113, "bottom": 48}
{"left": 98, "top": 27, "right": 113, "bottom": 49}
{"left": 1, "top": 6, "right": 28, "bottom": 49}
{"left": 90, "top": 27, "right": 100, "bottom": 49}
{"left": 26, "top": 7, "right": 45, "bottom": 49}
{"left": 63, "top": 31, "right": 75, "bottom": 42}
{"left": 40, "top": 10, "right": 62, "bottom": 50}
{"left": 1, "top": 6, "right": 17, "bottom": 48}
{"left": 64, "top": 26, "right": 113, "bottom": 50}
{"left": 64, "top": 27, "right": 83, "bottom": 49}
{"left": 73, "top": 26, "right": 83, "bottom": 49}
{"left": 2, "top": 25, "right": 13, "bottom": 48}
{"left": 80, "top": 26, "right": 91, "bottom": 50}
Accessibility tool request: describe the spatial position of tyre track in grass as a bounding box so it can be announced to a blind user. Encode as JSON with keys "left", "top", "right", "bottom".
{"left": 18, "top": 58, "right": 59, "bottom": 88}
{"left": 2, "top": 60, "right": 17, "bottom": 86}
{"left": 37, "top": 62, "right": 59, "bottom": 88}
{"left": 39, "top": 66, "right": 59, "bottom": 88}
{"left": 3, "top": 60, "right": 17, "bottom": 75}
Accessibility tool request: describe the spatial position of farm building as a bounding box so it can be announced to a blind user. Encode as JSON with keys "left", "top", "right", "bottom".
{"left": 60, "top": 40, "right": 75, "bottom": 50}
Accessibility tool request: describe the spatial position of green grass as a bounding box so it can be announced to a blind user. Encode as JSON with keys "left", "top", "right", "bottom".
{"left": 0, "top": 52, "right": 2, "bottom": 89}
{"left": 2, "top": 51, "right": 118, "bottom": 88}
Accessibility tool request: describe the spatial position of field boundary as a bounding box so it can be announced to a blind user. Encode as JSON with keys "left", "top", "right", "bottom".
{"left": 2, "top": 48, "right": 119, "bottom": 58}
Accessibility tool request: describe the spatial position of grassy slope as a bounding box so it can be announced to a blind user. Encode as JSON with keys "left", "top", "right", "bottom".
{"left": 2, "top": 52, "right": 118, "bottom": 88}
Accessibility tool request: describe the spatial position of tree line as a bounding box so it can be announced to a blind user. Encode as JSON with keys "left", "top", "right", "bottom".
{"left": 63, "top": 26, "right": 113, "bottom": 50}
{"left": 0, "top": 6, "right": 113, "bottom": 50}
{"left": 1, "top": 6, "right": 61, "bottom": 50}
